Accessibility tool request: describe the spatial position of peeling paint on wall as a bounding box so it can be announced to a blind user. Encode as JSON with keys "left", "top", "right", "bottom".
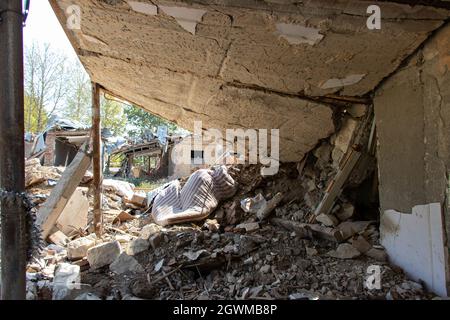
{"left": 127, "top": 1, "right": 157, "bottom": 15}
{"left": 381, "top": 203, "right": 448, "bottom": 297}
{"left": 159, "top": 6, "right": 207, "bottom": 35}
{"left": 320, "top": 74, "right": 366, "bottom": 89}
{"left": 275, "top": 23, "right": 324, "bottom": 45}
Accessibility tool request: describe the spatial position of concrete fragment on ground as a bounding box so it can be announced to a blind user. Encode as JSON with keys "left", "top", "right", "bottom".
{"left": 52, "top": 263, "right": 81, "bottom": 300}
{"left": 149, "top": 233, "right": 163, "bottom": 250}
{"left": 110, "top": 252, "right": 144, "bottom": 274}
{"left": 240, "top": 194, "right": 267, "bottom": 214}
{"left": 36, "top": 147, "right": 92, "bottom": 239}
{"left": 139, "top": 223, "right": 160, "bottom": 239}
{"left": 336, "top": 203, "right": 355, "bottom": 221}
{"left": 126, "top": 238, "right": 149, "bottom": 255}
{"left": 87, "top": 241, "right": 122, "bottom": 269}
{"left": 67, "top": 235, "right": 97, "bottom": 260}
{"left": 316, "top": 213, "right": 339, "bottom": 227}
{"left": 328, "top": 243, "right": 361, "bottom": 259}
{"left": 365, "top": 247, "right": 387, "bottom": 261}
{"left": 336, "top": 221, "right": 373, "bottom": 240}
{"left": 349, "top": 235, "right": 372, "bottom": 254}
{"left": 236, "top": 222, "right": 260, "bottom": 232}
{"left": 56, "top": 187, "right": 89, "bottom": 236}
{"left": 112, "top": 211, "right": 136, "bottom": 224}
{"left": 256, "top": 192, "right": 283, "bottom": 221}
{"left": 48, "top": 230, "right": 69, "bottom": 246}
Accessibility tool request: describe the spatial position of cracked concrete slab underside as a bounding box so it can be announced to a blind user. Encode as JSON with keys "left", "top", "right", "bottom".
{"left": 50, "top": 0, "right": 449, "bottom": 161}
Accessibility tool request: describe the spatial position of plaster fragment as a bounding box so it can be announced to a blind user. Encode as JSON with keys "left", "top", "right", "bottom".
{"left": 275, "top": 23, "right": 324, "bottom": 46}
{"left": 127, "top": 1, "right": 157, "bottom": 15}
{"left": 320, "top": 74, "right": 366, "bottom": 89}
{"left": 159, "top": 6, "right": 206, "bottom": 35}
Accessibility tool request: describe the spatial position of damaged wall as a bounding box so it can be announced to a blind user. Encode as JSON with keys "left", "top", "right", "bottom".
{"left": 374, "top": 23, "right": 450, "bottom": 214}
{"left": 374, "top": 23, "right": 450, "bottom": 296}
{"left": 49, "top": 0, "right": 449, "bottom": 161}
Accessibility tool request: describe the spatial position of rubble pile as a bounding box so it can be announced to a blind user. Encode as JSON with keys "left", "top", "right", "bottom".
{"left": 22, "top": 110, "right": 438, "bottom": 300}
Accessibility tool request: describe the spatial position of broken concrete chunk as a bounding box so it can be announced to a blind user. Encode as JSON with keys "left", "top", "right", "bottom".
{"left": 256, "top": 192, "right": 283, "bottom": 221}
{"left": 183, "top": 249, "right": 208, "bottom": 261}
{"left": 110, "top": 253, "right": 144, "bottom": 274}
{"left": 336, "top": 221, "right": 372, "bottom": 240}
{"left": 139, "top": 223, "right": 160, "bottom": 240}
{"left": 306, "top": 247, "right": 318, "bottom": 256}
{"left": 313, "top": 143, "right": 332, "bottom": 163}
{"left": 87, "top": 241, "right": 122, "bottom": 269}
{"left": 203, "top": 219, "right": 220, "bottom": 232}
{"left": 336, "top": 203, "right": 355, "bottom": 221}
{"left": 316, "top": 213, "right": 339, "bottom": 227}
{"left": 236, "top": 222, "right": 260, "bottom": 232}
{"left": 112, "top": 211, "right": 135, "bottom": 224}
{"left": 103, "top": 179, "right": 134, "bottom": 199}
{"left": 67, "top": 235, "right": 97, "bottom": 260}
{"left": 149, "top": 233, "right": 163, "bottom": 250}
{"left": 260, "top": 265, "right": 271, "bottom": 274}
{"left": 48, "top": 230, "right": 69, "bottom": 246}
{"left": 126, "top": 238, "right": 149, "bottom": 256}
{"left": 56, "top": 187, "right": 89, "bottom": 236}
{"left": 129, "top": 193, "right": 147, "bottom": 207}
{"left": 365, "top": 247, "right": 387, "bottom": 262}
{"left": 328, "top": 243, "right": 361, "bottom": 259}
{"left": 350, "top": 235, "right": 372, "bottom": 254}
{"left": 240, "top": 194, "right": 267, "bottom": 214}
{"left": 52, "top": 263, "right": 81, "bottom": 300}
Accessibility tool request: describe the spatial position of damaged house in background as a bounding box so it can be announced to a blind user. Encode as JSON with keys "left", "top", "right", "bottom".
{"left": 1, "top": 0, "right": 450, "bottom": 300}
{"left": 27, "top": 117, "right": 92, "bottom": 166}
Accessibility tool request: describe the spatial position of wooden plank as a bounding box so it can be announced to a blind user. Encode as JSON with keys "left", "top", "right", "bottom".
{"left": 312, "top": 147, "right": 361, "bottom": 219}
{"left": 270, "top": 218, "right": 343, "bottom": 242}
{"left": 92, "top": 83, "right": 103, "bottom": 237}
{"left": 36, "top": 145, "right": 92, "bottom": 239}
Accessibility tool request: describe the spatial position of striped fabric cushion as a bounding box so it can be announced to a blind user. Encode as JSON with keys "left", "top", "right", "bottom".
{"left": 152, "top": 165, "right": 236, "bottom": 226}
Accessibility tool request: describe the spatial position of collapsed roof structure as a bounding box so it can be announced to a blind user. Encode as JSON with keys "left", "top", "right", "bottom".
{"left": 1, "top": 0, "right": 450, "bottom": 300}
{"left": 50, "top": 0, "right": 448, "bottom": 162}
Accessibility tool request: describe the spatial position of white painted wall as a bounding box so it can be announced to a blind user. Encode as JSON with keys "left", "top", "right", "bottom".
{"left": 381, "top": 203, "right": 449, "bottom": 297}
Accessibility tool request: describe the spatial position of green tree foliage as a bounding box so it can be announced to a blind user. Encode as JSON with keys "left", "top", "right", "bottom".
{"left": 24, "top": 93, "right": 48, "bottom": 133}
{"left": 101, "top": 98, "right": 127, "bottom": 136}
{"left": 124, "top": 105, "right": 177, "bottom": 138}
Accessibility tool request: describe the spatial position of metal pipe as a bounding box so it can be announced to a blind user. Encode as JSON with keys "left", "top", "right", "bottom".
{"left": 92, "top": 83, "right": 103, "bottom": 237}
{"left": 0, "top": 0, "right": 26, "bottom": 300}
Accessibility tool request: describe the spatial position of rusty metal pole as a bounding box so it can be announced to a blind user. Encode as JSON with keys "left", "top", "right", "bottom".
{"left": 92, "top": 83, "right": 103, "bottom": 237}
{"left": 0, "top": 0, "right": 27, "bottom": 300}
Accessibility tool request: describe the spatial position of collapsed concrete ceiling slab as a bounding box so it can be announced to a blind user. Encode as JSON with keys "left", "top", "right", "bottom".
{"left": 50, "top": 0, "right": 449, "bottom": 161}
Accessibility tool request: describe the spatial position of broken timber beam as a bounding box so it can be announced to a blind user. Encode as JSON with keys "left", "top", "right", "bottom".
{"left": 270, "top": 218, "right": 344, "bottom": 242}
{"left": 36, "top": 144, "right": 92, "bottom": 239}
{"left": 0, "top": 0, "right": 27, "bottom": 300}
{"left": 312, "top": 146, "right": 362, "bottom": 220}
{"left": 92, "top": 83, "right": 103, "bottom": 237}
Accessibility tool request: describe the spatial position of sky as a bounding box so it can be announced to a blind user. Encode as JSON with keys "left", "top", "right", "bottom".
{"left": 23, "top": 1, "right": 77, "bottom": 59}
